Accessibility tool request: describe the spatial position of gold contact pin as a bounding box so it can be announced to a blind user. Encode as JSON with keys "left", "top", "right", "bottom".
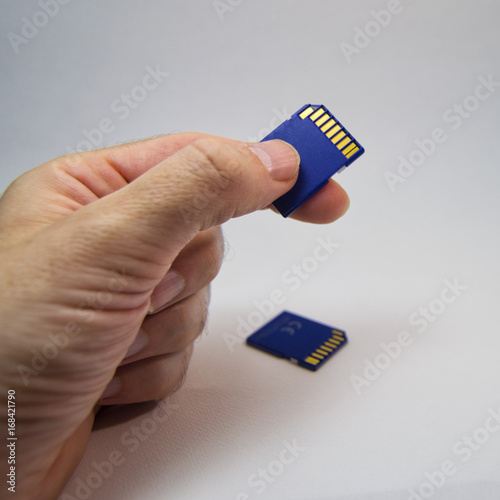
{"left": 329, "top": 338, "right": 341, "bottom": 345}
{"left": 316, "top": 349, "right": 329, "bottom": 356}
{"left": 305, "top": 356, "right": 320, "bottom": 365}
{"left": 320, "top": 118, "right": 336, "bottom": 132}
{"left": 310, "top": 108, "right": 325, "bottom": 121}
{"left": 325, "top": 124, "right": 341, "bottom": 138}
{"left": 324, "top": 341, "right": 337, "bottom": 349}
{"left": 321, "top": 345, "right": 333, "bottom": 352}
{"left": 345, "top": 146, "right": 360, "bottom": 158}
{"left": 342, "top": 142, "right": 357, "bottom": 156}
{"left": 312, "top": 353, "right": 324, "bottom": 360}
{"left": 315, "top": 114, "right": 330, "bottom": 127}
{"left": 299, "top": 106, "right": 314, "bottom": 119}
{"left": 331, "top": 131, "right": 346, "bottom": 144}
{"left": 336, "top": 137, "right": 352, "bottom": 150}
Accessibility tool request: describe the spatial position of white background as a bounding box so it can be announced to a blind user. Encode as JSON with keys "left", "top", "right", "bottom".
{"left": 1, "top": 1, "right": 500, "bottom": 499}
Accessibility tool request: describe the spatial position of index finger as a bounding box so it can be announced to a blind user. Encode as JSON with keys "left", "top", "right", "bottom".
{"left": 99, "top": 132, "right": 238, "bottom": 182}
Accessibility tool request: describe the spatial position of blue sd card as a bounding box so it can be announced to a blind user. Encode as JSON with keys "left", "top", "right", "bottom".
{"left": 261, "top": 104, "right": 365, "bottom": 217}
{"left": 246, "top": 311, "right": 348, "bottom": 371}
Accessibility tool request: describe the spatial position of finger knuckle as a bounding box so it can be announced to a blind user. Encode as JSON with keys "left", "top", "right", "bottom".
{"left": 163, "top": 292, "right": 206, "bottom": 351}
{"left": 159, "top": 347, "right": 192, "bottom": 397}
{"left": 202, "top": 230, "right": 224, "bottom": 284}
{"left": 173, "top": 348, "right": 193, "bottom": 394}
{"left": 186, "top": 138, "right": 242, "bottom": 195}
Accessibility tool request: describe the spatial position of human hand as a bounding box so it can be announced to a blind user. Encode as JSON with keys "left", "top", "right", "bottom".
{"left": 0, "top": 133, "right": 349, "bottom": 499}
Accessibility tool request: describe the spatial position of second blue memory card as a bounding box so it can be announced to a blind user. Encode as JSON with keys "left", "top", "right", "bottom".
{"left": 246, "top": 311, "right": 348, "bottom": 371}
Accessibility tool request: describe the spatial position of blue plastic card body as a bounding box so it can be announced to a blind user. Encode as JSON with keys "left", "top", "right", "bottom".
{"left": 246, "top": 311, "right": 348, "bottom": 371}
{"left": 261, "top": 104, "right": 365, "bottom": 217}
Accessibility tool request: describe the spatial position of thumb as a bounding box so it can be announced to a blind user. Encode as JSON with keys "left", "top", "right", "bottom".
{"left": 127, "top": 136, "right": 299, "bottom": 230}
{"left": 74, "top": 137, "right": 300, "bottom": 268}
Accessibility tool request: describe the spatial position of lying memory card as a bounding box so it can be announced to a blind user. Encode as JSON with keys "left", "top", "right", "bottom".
{"left": 246, "top": 311, "right": 348, "bottom": 371}
{"left": 261, "top": 104, "right": 365, "bottom": 217}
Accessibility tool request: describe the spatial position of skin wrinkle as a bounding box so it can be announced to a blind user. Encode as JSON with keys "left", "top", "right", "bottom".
{"left": 52, "top": 162, "right": 101, "bottom": 205}
{"left": 181, "top": 230, "right": 223, "bottom": 285}
{"left": 100, "top": 142, "right": 158, "bottom": 183}
{"left": 101, "top": 133, "right": 225, "bottom": 182}
{"left": 57, "top": 154, "right": 129, "bottom": 199}
{"left": 180, "top": 140, "right": 244, "bottom": 219}
{"left": 164, "top": 289, "right": 209, "bottom": 350}
{"left": 43, "top": 208, "right": 162, "bottom": 278}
